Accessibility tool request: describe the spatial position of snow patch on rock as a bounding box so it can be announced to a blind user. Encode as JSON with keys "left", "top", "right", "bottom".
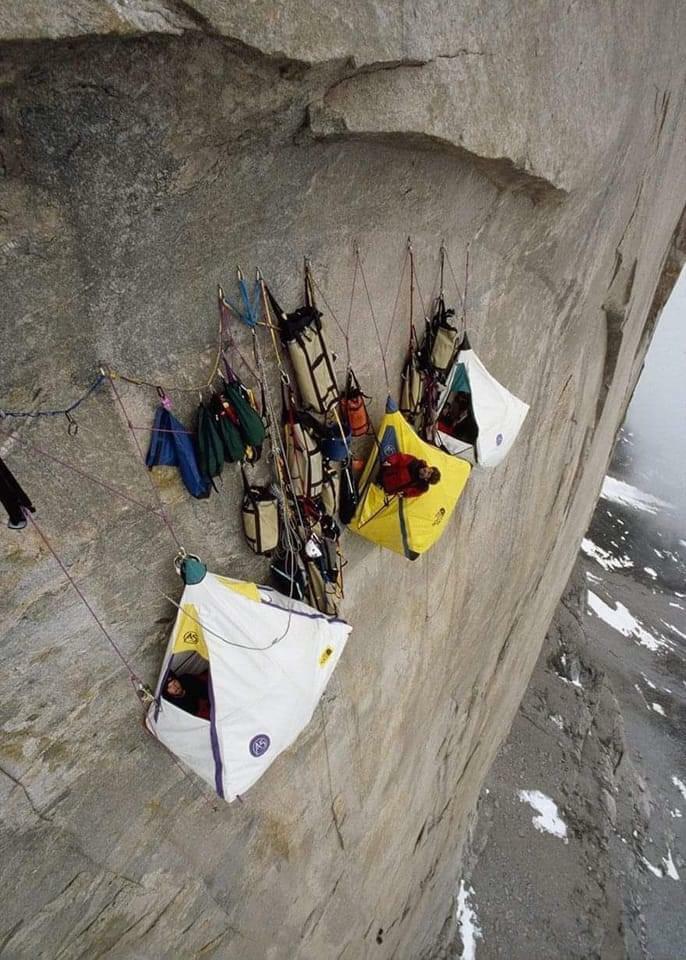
{"left": 518, "top": 790, "right": 568, "bottom": 842}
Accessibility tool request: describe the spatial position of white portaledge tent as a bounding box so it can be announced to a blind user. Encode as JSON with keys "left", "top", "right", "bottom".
{"left": 434, "top": 335, "right": 529, "bottom": 467}
{"left": 146, "top": 557, "right": 351, "bottom": 801}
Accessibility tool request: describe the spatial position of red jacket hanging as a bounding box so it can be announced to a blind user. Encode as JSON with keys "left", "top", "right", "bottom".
{"left": 380, "top": 453, "right": 429, "bottom": 498}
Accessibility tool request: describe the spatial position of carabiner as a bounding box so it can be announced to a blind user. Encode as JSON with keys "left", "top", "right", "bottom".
{"left": 65, "top": 412, "right": 78, "bottom": 437}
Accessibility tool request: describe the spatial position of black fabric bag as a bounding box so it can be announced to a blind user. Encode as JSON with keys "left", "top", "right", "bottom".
{"left": 339, "top": 460, "right": 360, "bottom": 525}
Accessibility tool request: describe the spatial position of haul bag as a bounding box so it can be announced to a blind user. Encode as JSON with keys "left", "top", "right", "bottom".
{"left": 285, "top": 311, "right": 339, "bottom": 414}
{"left": 321, "top": 463, "right": 340, "bottom": 516}
{"left": 284, "top": 419, "right": 324, "bottom": 500}
{"left": 241, "top": 474, "right": 279, "bottom": 555}
{"left": 400, "top": 353, "right": 424, "bottom": 420}
{"left": 341, "top": 369, "right": 371, "bottom": 437}
{"left": 430, "top": 323, "right": 460, "bottom": 374}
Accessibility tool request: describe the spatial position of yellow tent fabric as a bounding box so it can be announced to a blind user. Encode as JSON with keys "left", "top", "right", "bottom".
{"left": 214, "top": 576, "right": 261, "bottom": 603}
{"left": 172, "top": 603, "right": 210, "bottom": 660}
{"left": 348, "top": 399, "right": 471, "bottom": 559}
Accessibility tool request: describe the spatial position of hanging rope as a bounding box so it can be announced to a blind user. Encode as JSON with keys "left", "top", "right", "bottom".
{"left": 344, "top": 252, "right": 359, "bottom": 370}
{"left": 307, "top": 268, "right": 352, "bottom": 370}
{"left": 355, "top": 247, "right": 390, "bottom": 393}
{"left": 383, "top": 242, "right": 410, "bottom": 355}
{"left": 305, "top": 259, "right": 348, "bottom": 342}
{"left": 443, "top": 244, "right": 467, "bottom": 318}
{"left": 104, "top": 368, "right": 183, "bottom": 551}
{"left": 217, "top": 287, "right": 259, "bottom": 382}
{"left": 106, "top": 308, "right": 224, "bottom": 394}
{"left": 0, "top": 375, "right": 106, "bottom": 421}
{"left": 319, "top": 700, "right": 345, "bottom": 850}
{"left": 24, "top": 509, "right": 145, "bottom": 689}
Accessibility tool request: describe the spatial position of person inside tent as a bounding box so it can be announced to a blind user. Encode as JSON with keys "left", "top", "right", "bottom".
{"left": 438, "top": 391, "right": 472, "bottom": 438}
{"left": 163, "top": 670, "right": 211, "bottom": 720}
{"left": 379, "top": 453, "right": 441, "bottom": 499}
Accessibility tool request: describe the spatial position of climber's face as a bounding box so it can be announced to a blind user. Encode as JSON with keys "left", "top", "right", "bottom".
{"left": 165, "top": 676, "right": 184, "bottom": 697}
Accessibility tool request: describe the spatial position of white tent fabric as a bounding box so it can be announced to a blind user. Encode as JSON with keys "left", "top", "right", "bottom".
{"left": 146, "top": 571, "right": 351, "bottom": 801}
{"left": 436, "top": 348, "right": 529, "bottom": 467}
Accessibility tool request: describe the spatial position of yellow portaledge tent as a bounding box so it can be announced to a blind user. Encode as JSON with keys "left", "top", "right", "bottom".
{"left": 348, "top": 397, "right": 471, "bottom": 559}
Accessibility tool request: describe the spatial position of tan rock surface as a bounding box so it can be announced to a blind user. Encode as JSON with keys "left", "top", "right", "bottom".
{"left": 0, "top": 4, "right": 685, "bottom": 957}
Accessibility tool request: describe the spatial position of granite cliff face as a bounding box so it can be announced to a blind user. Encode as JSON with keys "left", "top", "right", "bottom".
{"left": 1, "top": 4, "right": 685, "bottom": 958}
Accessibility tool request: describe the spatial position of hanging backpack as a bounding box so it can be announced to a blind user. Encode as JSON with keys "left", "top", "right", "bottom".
{"left": 282, "top": 393, "right": 324, "bottom": 501}
{"left": 266, "top": 271, "right": 339, "bottom": 415}
{"left": 429, "top": 298, "right": 461, "bottom": 374}
{"left": 339, "top": 459, "right": 360, "bottom": 525}
{"left": 196, "top": 403, "right": 225, "bottom": 481}
{"left": 341, "top": 368, "right": 371, "bottom": 437}
{"left": 223, "top": 377, "right": 266, "bottom": 450}
{"left": 241, "top": 469, "right": 280, "bottom": 555}
{"left": 400, "top": 329, "right": 425, "bottom": 424}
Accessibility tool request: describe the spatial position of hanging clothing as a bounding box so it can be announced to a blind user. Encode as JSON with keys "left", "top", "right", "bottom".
{"left": 0, "top": 456, "right": 35, "bottom": 529}
{"left": 380, "top": 453, "right": 429, "bottom": 499}
{"left": 145, "top": 405, "right": 210, "bottom": 498}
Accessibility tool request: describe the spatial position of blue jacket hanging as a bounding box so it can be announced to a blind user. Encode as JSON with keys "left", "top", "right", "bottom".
{"left": 145, "top": 405, "right": 210, "bottom": 499}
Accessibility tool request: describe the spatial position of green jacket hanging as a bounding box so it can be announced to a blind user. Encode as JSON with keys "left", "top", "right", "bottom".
{"left": 196, "top": 403, "right": 225, "bottom": 480}
{"left": 223, "top": 381, "right": 266, "bottom": 449}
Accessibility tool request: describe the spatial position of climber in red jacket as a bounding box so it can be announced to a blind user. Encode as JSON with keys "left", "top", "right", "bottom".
{"left": 379, "top": 453, "right": 441, "bottom": 498}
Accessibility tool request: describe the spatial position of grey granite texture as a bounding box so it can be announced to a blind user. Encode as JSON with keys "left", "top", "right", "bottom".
{"left": 0, "top": 4, "right": 685, "bottom": 958}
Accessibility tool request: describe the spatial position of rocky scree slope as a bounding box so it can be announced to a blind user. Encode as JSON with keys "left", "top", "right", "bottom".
{"left": 0, "top": 4, "right": 685, "bottom": 958}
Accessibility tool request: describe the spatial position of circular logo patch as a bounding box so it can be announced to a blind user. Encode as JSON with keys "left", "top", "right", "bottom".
{"left": 183, "top": 630, "right": 200, "bottom": 646}
{"left": 249, "top": 734, "right": 271, "bottom": 758}
{"left": 495, "top": 433, "right": 503, "bottom": 446}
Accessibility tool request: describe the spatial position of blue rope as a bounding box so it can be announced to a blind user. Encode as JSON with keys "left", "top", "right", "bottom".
{"left": 0, "top": 374, "right": 105, "bottom": 419}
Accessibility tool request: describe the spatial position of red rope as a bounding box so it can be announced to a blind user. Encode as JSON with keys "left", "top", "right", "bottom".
{"left": 105, "top": 371, "right": 183, "bottom": 551}
{"left": 0, "top": 426, "right": 163, "bottom": 519}
{"left": 25, "top": 510, "right": 141, "bottom": 682}
{"left": 356, "top": 248, "right": 390, "bottom": 393}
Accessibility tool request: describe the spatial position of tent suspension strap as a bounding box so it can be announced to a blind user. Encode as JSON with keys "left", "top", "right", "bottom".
{"left": 305, "top": 260, "right": 349, "bottom": 342}
{"left": 344, "top": 252, "right": 359, "bottom": 370}
{"left": 24, "top": 508, "right": 146, "bottom": 690}
{"left": 104, "top": 368, "right": 183, "bottom": 551}
{"left": 307, "top": 266, "right": 352, "bottom": 372}
{"left": 355, "top": 246, "right": 390, "bottom": 393}
{"left": 409, "top": 238, "right": 415, "bottom": 337}
{"left": 443, "top": 244, "right": 468, "bottom": 320}
{"left": 383, "top": 240, "right": 410, "bottom": 355}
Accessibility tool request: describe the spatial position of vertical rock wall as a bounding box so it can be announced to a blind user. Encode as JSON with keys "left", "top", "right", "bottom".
{"left": 1, "top": 4, "right": 685, "bottom": 957}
